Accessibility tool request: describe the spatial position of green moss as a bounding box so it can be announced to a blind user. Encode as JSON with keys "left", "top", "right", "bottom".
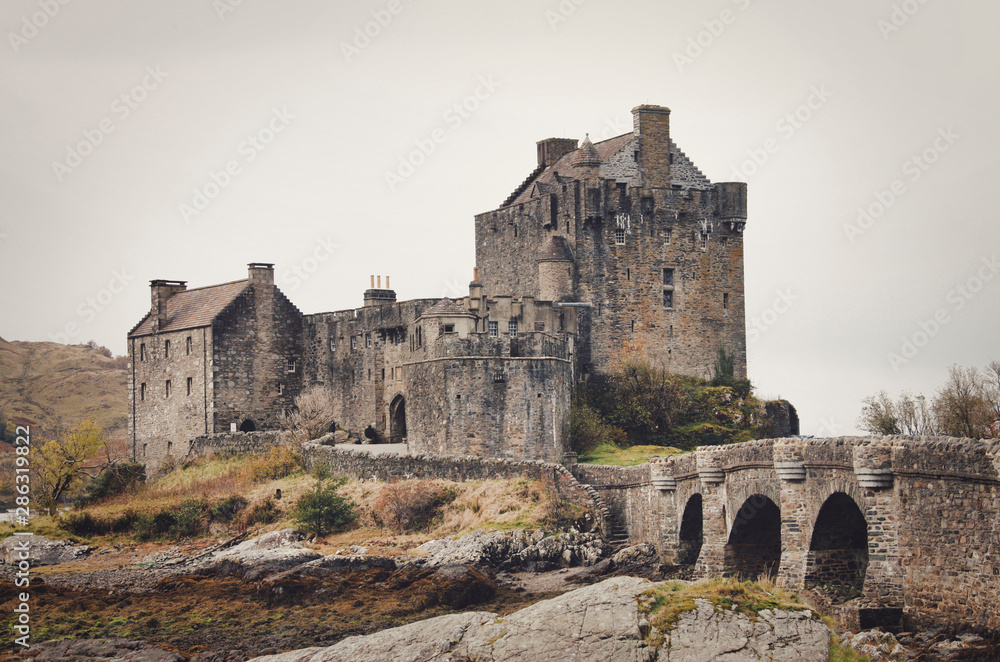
{"left": 637, "top": 578, "right": 814, "bottom": 647}
{"left": 578, "top": 444, "right": 687, "bottom": 466}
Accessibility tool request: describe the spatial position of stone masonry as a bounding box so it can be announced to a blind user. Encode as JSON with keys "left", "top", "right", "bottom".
{"left": 128, "top": 104, "right": 748, "bottom": 472}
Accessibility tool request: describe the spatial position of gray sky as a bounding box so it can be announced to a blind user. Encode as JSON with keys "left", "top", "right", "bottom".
{"left": 1, "top": 0, "right": 998, "bottom": 436}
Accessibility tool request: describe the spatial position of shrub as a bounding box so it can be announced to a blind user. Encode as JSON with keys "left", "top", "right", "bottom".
{"left": 60, "top": 512, "right": 109, "bottom": 537}
{"left": 245, "top": 445, "right": 301, "bottom": 482}
{"left": 239, "top": 497, "right": 280, "bottom": 531}
{"left": 170, "top": 499, "right": 205, "bottom": 538}
{"left": 292, "top": 476, "right": 357, "bottom": 538}
{"left": 569, "top": 398, "right": 629, "bottom": 454}
{"left": 372, "top": 480, "right": 457, "bottom": 533}
{"left": 80, "top": 463, "right": 146, "bottom": 504}
{"left": 210, "top": 495, "right": 248, "bottom": 523}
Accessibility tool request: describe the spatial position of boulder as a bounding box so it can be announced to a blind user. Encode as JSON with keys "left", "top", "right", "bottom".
{"left": 247, "top": 576, "right": 832, "bottom": 662}
{"left": 24, "top": 638, "right": 184, "bottom": 661}
{"left": 0, "top": 534, "right": 92, "bottom": 566}
{"left": 413, "top": 529, "right": 610, "bottom": 571}
{"left": 197, "top": 528, "right": 321, "bottom": 580}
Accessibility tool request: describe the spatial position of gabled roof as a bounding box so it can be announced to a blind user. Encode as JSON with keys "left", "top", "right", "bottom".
{"left": 128, "top": 280, "right": 249, "bottom": 338}
{"left": 418, "top": 297, "right": 475, "bottom": 319}
{"left": 502, "top": 132, "right": 713, "bottom": 207}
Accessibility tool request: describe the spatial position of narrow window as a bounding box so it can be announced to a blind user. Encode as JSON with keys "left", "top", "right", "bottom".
{"left": 724, "top": 292, "right": 729, "bottom": 311}
{"left": 381, "top": 368, "right": 385, "bottom": 380}
{"left": 330, "top": 338, "right": 336, "bottom": 351}
{"left": 663, "top": 268, "right": 674, "bottom": 286}
{"left": 630, "top": 320, "right": 635, "bottom": 333}
{"left": 663, "top": 290, "right": 674, "bottom": 308}
{"left": 508, "top": 320, "right": 518, "bottom": 337}
{"left": 140, "top": 343, "right": 146, "bottom": 361}
{"left": 615, "top": 228, "right": 626, "bottom": 245}
{"left": 277, "top": 383, "right": 284, "bottom": 395}
{"left": 167, "top": 441, "right": 172, "bottom": 454}
{"left": 365, "top": 333, "right": 372, "bottom": 348}
{"left": 665, "top": 228, "right": 671, "bottom": 244}
{"left": 165, "top": 380, "right": 171, "bottom": 398}
{"left": 287, "top": 359, "right": 296, "bottom": 373}
{"left": 669, "top": 325, "right": 673, "bottom": 337}
{"left": 663, "top": 268, "right": 675, "bottom": 309}
{"left": 186, "top": 377, "right": 192, "bottom": 396}
{"left": 700, "top": 232, "right": 708, "bottom": 251}
{"left": 488, "top": 321, "right": 498, "bottom": 337}
{"left": 351, "top": 336, "right": 357, "bottom": 350}
{"left": 368, "top": 369, "right": 371, "bottom": 380}
{"left": 142, "top": 443, "right": 147, "bottom": 457}
{"left": 514, "top": 225, "right": 518, "bottom": 238}
{"left": 186, "top": 336, "right": 192, "bottom": 355}
{"left": 626, "top": 268, "right": 631, "bottom": 281}
{"left": 140, "top": 383, "right": 146, "bottom": 401}
{"left": 550, "top": 193, "right": 558, "bottom": 230}
{"left": 164, "top": 339, "right": 170, "bottom": 358}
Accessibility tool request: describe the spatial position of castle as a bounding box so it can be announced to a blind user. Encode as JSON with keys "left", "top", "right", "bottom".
{"left": 127, "top": 104, "right": 748, "bottom": 471}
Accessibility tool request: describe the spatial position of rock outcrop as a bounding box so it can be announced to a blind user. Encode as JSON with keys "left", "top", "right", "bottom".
{"left": 0, "top": 533, "right": 92, "bottom": 566}
{"left": 196, "top": 529, "right": 321, "bottom": 580}
{"left": 248, "top": 576, "right": 831, "bottom": 662}
{"left": 412, "top": 528, "right": 610, "bottom": 571}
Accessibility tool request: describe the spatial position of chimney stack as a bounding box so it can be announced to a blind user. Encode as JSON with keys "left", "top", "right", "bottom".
{"left": 536, "top": 138, "right": 579, "bottom": 168}
{"left": 363, "top": 275, "right": 397, "bottom": 307}
{"left": 149, "top": 279, "right": 187, "bottom": 333}
{"left": 632, "top": 105, "right": 671, "bottom": 189}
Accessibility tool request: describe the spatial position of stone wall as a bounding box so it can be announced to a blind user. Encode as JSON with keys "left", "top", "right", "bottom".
{"left": 128, "top": 326, "right": 214, "bottom": 472}
{"left": 302, "top": 442, "right": 606, "bottom": 533}
{"left": 186, "top": 430, "right": 291, "bottom": 459}
{"left": 573, "top": 435, "right": 1000, "bottom": 632}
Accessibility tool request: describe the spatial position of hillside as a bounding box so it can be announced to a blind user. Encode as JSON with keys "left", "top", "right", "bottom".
{"left": 0, "top": 337, "right": 127, "bottom": 441}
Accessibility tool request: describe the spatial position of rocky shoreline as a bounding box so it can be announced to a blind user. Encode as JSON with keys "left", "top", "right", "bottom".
{"left": 0, "top": 531, "right": 996, "bottom": 661}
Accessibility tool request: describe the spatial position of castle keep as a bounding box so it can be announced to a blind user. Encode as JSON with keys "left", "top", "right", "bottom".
{"left": 128, "top": 105, "right": 748, "bottom": 471}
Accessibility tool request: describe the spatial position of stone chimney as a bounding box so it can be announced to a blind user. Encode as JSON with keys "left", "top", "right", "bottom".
{"left": 364, "top": 274, "right": 397, "bottom": 307}
{"left": 149, "top": 279, "right": 187, "bottom": 333}
{"left": 536, "top": 138, "right": 579, "bottom": 168}
{"left": 632, "top": 105, "right": 671, "bottom": 189}
{"left": 248, "top": 263, "right": 275, "bottom": 342}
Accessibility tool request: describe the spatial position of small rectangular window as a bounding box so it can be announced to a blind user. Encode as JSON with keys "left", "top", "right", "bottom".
{"left": 140, "top": 383, "right": 146, "bottom": 401}
{"left": 167, "top": 441, "right": 172, "bottom": 455}
{"left": 488, "top": 321, "right": 498, "bottom": 337}
{"left": 493, "top": 370, "right": 506, "bottom": 383}
{"left": 615, "top": 228, "right": 626, "bottom": 245}
{"left": 330, "top": 338, "right": 336, "bottom": 351}
{"left": 508, "top": 320, "right": 518, "bottom": 337}
{"left": 724, "top": 292, "right": 729, "bottom": 310}
{"left": 700, "top": 232, "right": 708, "bottom": 251}
{"left": 366, "top": 333, "right": 372, "bottom": 348}
{"left": 186, "top": 377, "right": 192, "bottom": 396}
{"left": 139, "top": 343, "right": 146, "bottom": 362}
{"left": 164, "top": 340, "right": 170, "bottom": 358}
{"left": 626, "top": 268, "right": 631, "bottom": 281}
{"left": 534, "top": 321, "right": 546, "bottom": 332}
{"left": 665, "top": 228, "right": 671, "bottom": 244}
{"left": 277, "top": 383, "right": 284, "bottom": 395}
{"left": 165, "top": 380, "right": 171, "bottom": 398}
{"left": 351, "top": 336, "right": 357, "bottom": 350}
{"left": 443, "top": 324, "right": 455, "bottom": 333}
{"left": 663, "top": 290, "right": 674, "bottom": 308}
{"left": 186, "top": 336, "right": 192, "bottom": 355}
{"left": 663, "top": 268, "right": 674, "bottom": 286}
{"left": 142, "top": 443, "right": 147, "bottom": 457}
{"left": 381, "top": 368, "right": 385, "bottom": 380}
{"left": 287, "top": 359, "right": 296, "bottom": 373}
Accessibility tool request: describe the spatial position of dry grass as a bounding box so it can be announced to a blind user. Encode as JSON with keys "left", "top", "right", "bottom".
{"left": 9, "top": 454, "right": 588, "bottom": 552}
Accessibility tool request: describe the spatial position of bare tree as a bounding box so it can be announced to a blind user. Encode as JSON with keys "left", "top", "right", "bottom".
{"left": 896, "top": 392, "right": 937, "bottom": 436}
{"left": 858, "top": 391, "right": 902, "bottom": 436}
{"left": 932, "top": 365, "right": 992, "bottom": 438}
{"left": 282, "top": 386, "right": 337, "bottom": 442}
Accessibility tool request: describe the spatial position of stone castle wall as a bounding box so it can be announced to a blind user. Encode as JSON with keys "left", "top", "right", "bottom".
{"left": 302, "top": 442, "right": 607, "bottom": 532}
{"left": 128, "top": 326, "right": 214, "bottom": 471}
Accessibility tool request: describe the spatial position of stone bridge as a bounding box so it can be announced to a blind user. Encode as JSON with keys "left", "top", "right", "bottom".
{"left": 572, "top": 436, "right": 1000, "bottom": 632}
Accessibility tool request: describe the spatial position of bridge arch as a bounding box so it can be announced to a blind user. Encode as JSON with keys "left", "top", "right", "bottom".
{"left": 724, "top": 493, "right": 781, "bottom": 580}
{"left": 805, "top": 492, "right": 868, "bottom": 596}
{"left": 678, "top": 494, "right": 703, "bottom": 565}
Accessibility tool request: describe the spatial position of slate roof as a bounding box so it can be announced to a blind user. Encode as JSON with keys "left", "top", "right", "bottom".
{"left": 128, "top": 280, "right": 249, "bottom": 338}
{"left": 503, "top": 132, "right": 713, "bottom": 207}
{"left": 419, "top": 297, "right": 475, "bottom": 318}
{"left": 536, "top": 236, "right": 575, "bottom": 262}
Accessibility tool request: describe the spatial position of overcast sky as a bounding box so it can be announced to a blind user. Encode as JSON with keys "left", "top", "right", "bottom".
{"left": 1, "top": 0, "right": 997, "bottom": 436}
